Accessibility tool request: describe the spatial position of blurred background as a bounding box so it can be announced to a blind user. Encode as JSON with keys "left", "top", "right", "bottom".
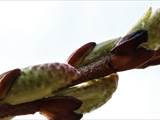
{"left": 0, "top": 1, "right": 159, "bottom": 119}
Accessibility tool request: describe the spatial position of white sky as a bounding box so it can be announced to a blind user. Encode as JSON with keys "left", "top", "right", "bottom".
{"left": 0, "top": 1, "right": 159, "bottom": 120}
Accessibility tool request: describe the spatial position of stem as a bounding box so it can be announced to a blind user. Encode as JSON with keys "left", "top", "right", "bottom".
{"left": 0, "top": 8, "right": 160, "bottom": 120}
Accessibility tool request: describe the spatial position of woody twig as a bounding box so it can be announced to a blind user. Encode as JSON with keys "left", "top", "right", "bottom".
{"left": 0, "top": 7, "right": 160, "bottom": 120}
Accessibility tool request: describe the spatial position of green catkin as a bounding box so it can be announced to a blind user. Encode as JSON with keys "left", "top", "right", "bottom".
{"left": 0, "top": 63, "right": 80, "bottom": 105}
{"left": 130, "top": 8, "right": 160, "bottom": 50}
{"left": 56, "top": 74, "right": 118, "bottom": 113}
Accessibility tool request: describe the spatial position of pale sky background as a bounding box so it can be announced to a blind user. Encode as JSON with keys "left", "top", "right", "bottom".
{"left": 0, "top": 1, "right": 159, "bottom": 120}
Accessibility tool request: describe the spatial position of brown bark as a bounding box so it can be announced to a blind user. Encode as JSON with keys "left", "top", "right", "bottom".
{"left": 70, "top": 48, "right": 155, "bottom": 87}
{"left": 138, "top": 49, "right": 160, "bottom": 68}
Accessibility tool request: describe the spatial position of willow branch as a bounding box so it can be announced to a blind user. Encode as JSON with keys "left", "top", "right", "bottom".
{"left": 0, "top": 8, "right": 160, "bottom": 120}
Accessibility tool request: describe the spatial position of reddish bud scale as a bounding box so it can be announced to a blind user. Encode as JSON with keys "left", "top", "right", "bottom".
{"left": 67, "top": 42, "right": 96, "bottom": 67}
{"left": 0, "top": 69, "right": 21, "bottom": 99}
{"left": 111, "top": 30, "right": 148, "bottom": 54}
